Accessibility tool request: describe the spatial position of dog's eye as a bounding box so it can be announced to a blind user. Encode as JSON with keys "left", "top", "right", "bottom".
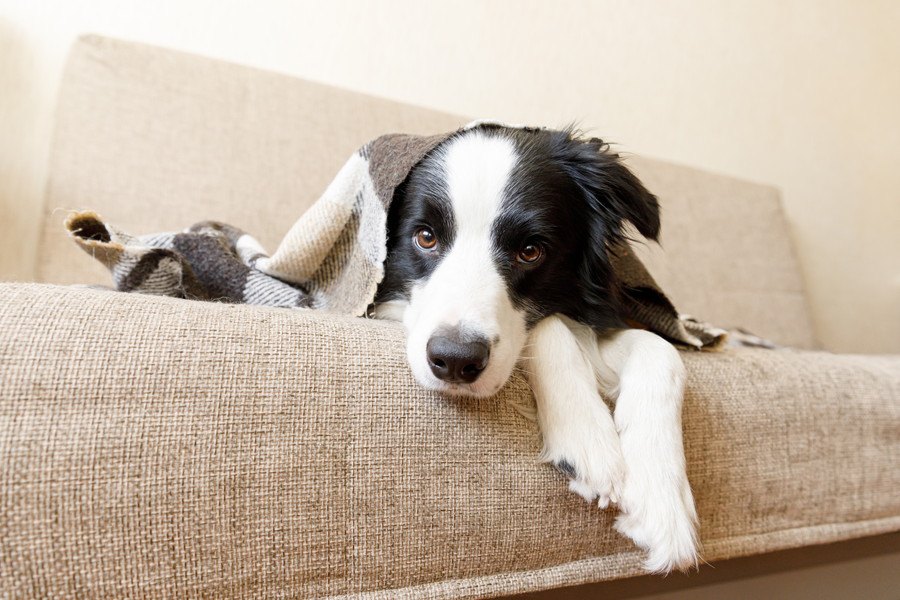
{"left": 414, "top": 227, "right": 438, "bottom": 251}
{"left": 517, "top": 243, "right": 544, "bottom": 264}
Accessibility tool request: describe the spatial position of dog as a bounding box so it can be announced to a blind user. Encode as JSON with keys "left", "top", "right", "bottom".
{"left": 372, "top": 125, "right": 699, "bottom": 573}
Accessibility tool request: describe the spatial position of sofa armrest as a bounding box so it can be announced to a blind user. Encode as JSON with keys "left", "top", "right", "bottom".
{"left": 1, "top": 283, "right": 898, "bottom": 599}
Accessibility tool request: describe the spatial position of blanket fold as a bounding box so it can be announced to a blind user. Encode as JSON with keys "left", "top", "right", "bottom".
{"left": 67, "top": 122, "right": 728, "bottom": 350}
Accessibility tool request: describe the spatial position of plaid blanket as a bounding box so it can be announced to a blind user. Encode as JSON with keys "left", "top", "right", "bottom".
{"left": 68, "top": 122, "right": 731, "bottom": 349}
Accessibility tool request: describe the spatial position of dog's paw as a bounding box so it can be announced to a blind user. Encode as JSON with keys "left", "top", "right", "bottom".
{"left": 614, "top": 458, "right": 700, "bottom": 573}
{"left": 544, "top": 429, "right": 626, "bottom": 510}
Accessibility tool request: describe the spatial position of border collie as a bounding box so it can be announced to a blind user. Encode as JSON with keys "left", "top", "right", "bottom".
{"left": 373, "top": 125, "right": 699, "bottom": 572}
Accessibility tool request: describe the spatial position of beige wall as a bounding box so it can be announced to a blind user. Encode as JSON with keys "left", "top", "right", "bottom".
{"left": 1, "top": 0, "right": 897, "bottom": 353}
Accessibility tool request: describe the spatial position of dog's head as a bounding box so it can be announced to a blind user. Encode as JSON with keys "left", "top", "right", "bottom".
{"left": 376, "top": 126, "right": 659, "bottom": 397}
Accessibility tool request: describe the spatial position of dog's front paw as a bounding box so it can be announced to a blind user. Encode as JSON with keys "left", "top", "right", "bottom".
{"left": 614, "top": 452, "right": 700, "bottom": 572}
{"left": 544, "top": 426, "right": 626, "bottom": 510}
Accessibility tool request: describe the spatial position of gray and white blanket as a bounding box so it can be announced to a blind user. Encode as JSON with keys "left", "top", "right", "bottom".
{"left": 68, "top": 122, "right": 731, "bottom": 350}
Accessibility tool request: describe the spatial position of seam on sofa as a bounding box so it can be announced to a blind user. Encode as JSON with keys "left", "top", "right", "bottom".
{"left": 321, "top": 515, "right": 900, "bottom": 600}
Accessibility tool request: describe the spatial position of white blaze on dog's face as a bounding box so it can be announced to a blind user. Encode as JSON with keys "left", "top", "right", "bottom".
{"left": 399, "top": 133, "right": 525, "bottom": 397}
{"left": 374, "top": 126, "right": 661, "bottom": 398}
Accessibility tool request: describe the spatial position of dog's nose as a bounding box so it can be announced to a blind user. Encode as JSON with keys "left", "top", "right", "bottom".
{"left": 426, "top": 332, "right": 490, "bottom": 383}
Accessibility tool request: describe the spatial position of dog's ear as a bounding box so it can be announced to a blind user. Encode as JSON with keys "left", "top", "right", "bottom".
{"left": 558, "top": 134, "right": 660, "bottom": 242}
{"left": 552, "top": 131, "right": 660, "bottom": 330}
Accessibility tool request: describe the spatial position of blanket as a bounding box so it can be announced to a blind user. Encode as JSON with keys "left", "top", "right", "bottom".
{"left": 67, "top": 121, "right": 729, "bottom": 350}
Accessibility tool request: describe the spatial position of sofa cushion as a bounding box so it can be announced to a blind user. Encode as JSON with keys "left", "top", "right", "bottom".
{"left": 1, "top": 283, "right": 895, "bottom": 599}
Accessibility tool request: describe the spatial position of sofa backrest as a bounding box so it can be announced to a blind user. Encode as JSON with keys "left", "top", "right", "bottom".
{"left": 37, "top": 35, "right": 817, "bottom": 348}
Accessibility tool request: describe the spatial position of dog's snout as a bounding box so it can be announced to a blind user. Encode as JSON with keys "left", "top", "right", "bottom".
{"left": 426, "top": 331, "right": 490, "bottom": 384}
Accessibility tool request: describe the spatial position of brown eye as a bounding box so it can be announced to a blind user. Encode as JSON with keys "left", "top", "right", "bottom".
{"left": 414, "top": 227, "right": 437, "bottom": 250}
{"left": 517, "top": 243, "right": 544, "bottom": 264}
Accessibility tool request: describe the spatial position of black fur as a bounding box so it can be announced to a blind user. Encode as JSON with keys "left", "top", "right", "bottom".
{"left": 375, "top": 126, "right": 660, "bottom": 333}
{"left": 378, "top": 157, "right": 457, "bottom": 302}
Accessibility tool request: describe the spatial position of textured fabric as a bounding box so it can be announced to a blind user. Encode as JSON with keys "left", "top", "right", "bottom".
{"left": 67, "top": 212, "right": 312, "bottom": 306}
{"left": 65, "top": 125, "right": 727, "bottom": 349}
{"left": 37, "top": 35, "right": 817, "bottom": 348}
{"left": 1, "top": 283, "right": 897, "bottom": 599}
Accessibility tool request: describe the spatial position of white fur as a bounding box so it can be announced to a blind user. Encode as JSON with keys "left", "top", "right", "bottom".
{"left": 522, "top": 316, "right": 626, "bottom": 509}
{"left": 399, "top": 133, "right": 528, "bottom": 398}
{"left": 566, "top": 320, "right": 700, "bottom": 572}
{"left": 523, "top": 318, "right": 699, "bottom": 571}
{"left": 372, "top": 298, "right": 409, "bottom": 322}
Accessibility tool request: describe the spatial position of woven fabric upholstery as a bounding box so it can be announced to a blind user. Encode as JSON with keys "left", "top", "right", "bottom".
{"left": 36, "top": 35, "right": 816, "bottom": 348}
{"left": 1, "top": 284, "right": 897, "bottom": 599}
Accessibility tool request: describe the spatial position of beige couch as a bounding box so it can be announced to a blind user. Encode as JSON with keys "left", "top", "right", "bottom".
{"left": 1, "top": 35, "right": 897, "bottom": 599}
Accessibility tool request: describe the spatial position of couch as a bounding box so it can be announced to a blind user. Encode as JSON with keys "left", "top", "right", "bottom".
{"left": 1, "top": 35, "right": 897, "bottom": 599}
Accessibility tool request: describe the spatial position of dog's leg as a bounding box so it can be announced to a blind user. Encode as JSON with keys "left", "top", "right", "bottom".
{"left": 524, "top": 315, "right": 625, "bottom": 509}
{"left": 581, "top": 327, "right": 699, "bottom": 573}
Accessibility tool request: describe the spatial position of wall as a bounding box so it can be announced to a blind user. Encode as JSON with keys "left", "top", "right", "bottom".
{"left": 1, "top": 0, "right": 897, "bottom": 353}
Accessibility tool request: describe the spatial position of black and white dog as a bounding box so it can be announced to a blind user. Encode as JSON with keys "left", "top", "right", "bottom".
{"left": 373, "top": 125, "right": 698, "bottom": 572}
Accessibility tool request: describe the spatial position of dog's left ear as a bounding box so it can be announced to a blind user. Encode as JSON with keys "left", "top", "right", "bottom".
{"left": 559, "top": 134, "right": 660, "bottom": 242}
